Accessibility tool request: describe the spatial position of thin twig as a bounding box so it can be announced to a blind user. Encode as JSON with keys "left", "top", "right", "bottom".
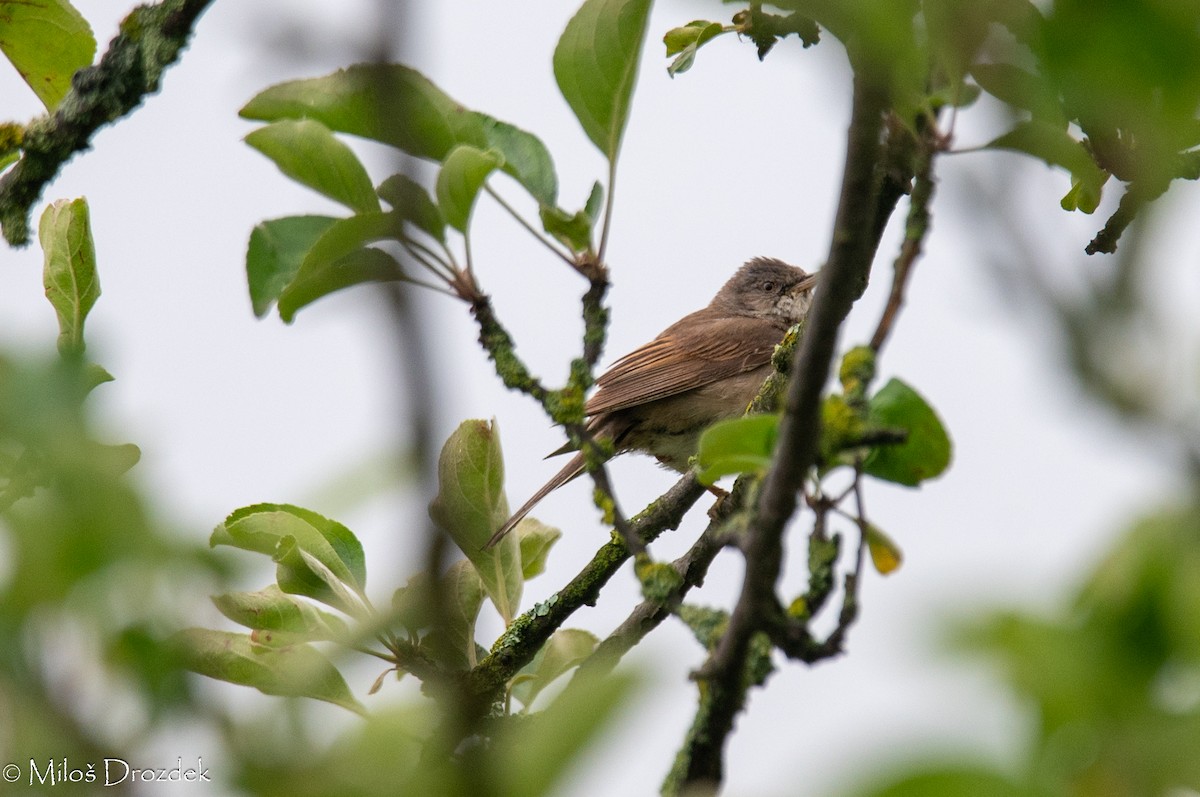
{"left": 484, "top": 184, "right": 576, "bottom": 266}
{"left": 871, "top": 135, "right": 937, "bottom": 352}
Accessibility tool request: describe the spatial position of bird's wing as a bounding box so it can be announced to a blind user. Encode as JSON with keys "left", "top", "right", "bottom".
{"left": 585, "top": 313, "right": 786, "bottom": 416}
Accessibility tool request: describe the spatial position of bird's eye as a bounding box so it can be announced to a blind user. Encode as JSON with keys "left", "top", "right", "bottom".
{"left": 761, "top": 280, "right": 776, "bottom": 293}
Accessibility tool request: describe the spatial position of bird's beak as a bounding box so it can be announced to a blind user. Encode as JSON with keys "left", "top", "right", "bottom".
{"left": 795, "top": 272, "right": 820, "bottom": 294}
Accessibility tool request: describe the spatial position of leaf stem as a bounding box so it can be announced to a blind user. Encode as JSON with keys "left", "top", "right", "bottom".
{"left": 484, "top": 184, "right": 575, "bottom": 266}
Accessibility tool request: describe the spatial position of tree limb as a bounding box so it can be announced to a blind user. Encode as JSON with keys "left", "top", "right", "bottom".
{"left": 0, "top": 0, "right": 215, "bottom": 245}
{"left": 683, "top": 73, "right": 891, "bottom": 790}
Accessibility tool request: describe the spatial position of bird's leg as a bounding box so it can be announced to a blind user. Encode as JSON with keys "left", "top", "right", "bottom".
{"left": 706, "top": 484, "right": 730, "bottom": 520}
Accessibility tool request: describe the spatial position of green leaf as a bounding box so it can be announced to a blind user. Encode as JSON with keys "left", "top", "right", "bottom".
{"left": 377, "top": 173, "right": 446, "bottom": 244}
{"left": 0, "top": 0, "right": 95, "bottom": 110}
{"left": 246, "top": 215, "right": 337, "bottom": 318}
{"left": 516, "top": 517, "right": 562, "bottom": 580}
{"left": 273, "top": 536, "right": 370, "bottom": 618}
{"left": 38, "top": 198, "right": 99, "bottom": 357}
{"left": 423, "top": 560, "right": 486, "bottom": 671}
{"left": 436, "top": 145, "right": 503, "bottom": 233}
{"left": 848, "top": 767, "right": 1031, "bottom": 797}
{"left": 428, "top": 420, "right": 523, "bottom": 624}
{"left": 212, "top": 585, "right": 350, "bottom": 645}
{"left": 245, "top": 120, "right": 381, "bottom": 214}
{"left": 663, "top": 20, "right": 726, "bottom": 77}
{"left": 240, "top": 64, "right": 557, "bottom": 205}
{"left": 862, "top": 379, "right": 952, "bottom": 487}
{"left": 865, "top": 524, "right": 903, "bottom": 575}
{"left": 695, "top": 413, "right": 780, "bottom": 485}
{"left": 986, "top": 120, "right": 1108, "bottom": 212}
{"left": 277, "top": 212, "right": 406, "bottom": 322}
{"left": 212, "top": 504, "right": 367, "bottom": 595}
{"left": 539, "top": 180, "right": 605, "bottom": 252}
{"left": 970, "top": 62, "right": 1064, "bottom": 123}
{"left": 554, "top": 0, "right": 653, "bottom": 160}
{"left": 173, "top": 628, "right": 364, "bottom": 715}
{"left": 511, "top": 628, "right": 599, "bottom": 708}
{"left": 279, "top": 245, "right": 402, "bottom": 323}
{"left": 494, "top": 669, "right": 639, "bottom": 797}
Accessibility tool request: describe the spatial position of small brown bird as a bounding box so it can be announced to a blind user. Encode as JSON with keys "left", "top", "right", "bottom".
{"left": 488, "top": 257, "right": 818, "bottom": 547}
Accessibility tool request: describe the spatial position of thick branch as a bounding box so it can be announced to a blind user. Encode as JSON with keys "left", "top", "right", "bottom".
{"left": 684, "top": 74, "right": 891, "bottom": 790}
{"left": 0, "top": 0, "right": 214, "bottom": 245}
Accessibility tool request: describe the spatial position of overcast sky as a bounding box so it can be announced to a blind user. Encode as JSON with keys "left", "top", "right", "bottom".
{"left": 1, "top": 1, "right": 1194, "bottom": 795}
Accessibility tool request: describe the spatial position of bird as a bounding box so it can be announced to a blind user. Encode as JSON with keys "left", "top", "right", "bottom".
{"left": 486, "top": 257, "right": 819, "bottom": 548}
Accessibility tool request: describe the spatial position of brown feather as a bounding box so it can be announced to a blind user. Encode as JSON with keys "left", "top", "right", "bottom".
{"left": 585, "top": 311, "right": 788, "bottom": 416}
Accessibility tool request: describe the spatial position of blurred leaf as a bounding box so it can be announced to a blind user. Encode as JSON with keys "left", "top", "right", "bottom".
{"left": 435, "top": 145, "right": 503, "bottom": 233}
{"left": 554, "top": 0, "right": 653, "bottom": 161}
{"left": 865, "top": 524, "right": 903, "bottom": 575}
{"left": 0, "top": 0, "right": 95, "bottom": 110}
{"left": 863, "top": 379, "right": 951, "bottom": 487}
{"left": 392, "top": 571, "right": 435, "bottom": 636}
{"left": 428, "top": 420, "right": 523, "bottom": 624}
{"left": 493, "top": 669, "right": 639, "bottom": 797}
{"left": 377, "top": 173, "right": 446, "bottom": 244}
{"left": 240, "top": 64, "right": 556, "bottom": 205}
{"left": 847, "top": 767, "right": 1033, "bottom": 797}
{"left": 663, "top": 20, "right": 726, "bottom": 77}
{"left": 695, "top": 413, "right": 779, "bottom": 484}
{"left": 511, "top": 628, "right": 599, "bottom": 708}
{"left": 212, "top": 504, "right": 367, "bottom": 595}
{"left": 246, "top": 215, "right": 337, "bottom": 318}
{"left": 38, "top": 198, "right": 99, "bottom": 356}
{"left": 517, "top": 517, "right": 562, "bottom": 580}
{"left": 986, "top": 120, "right": 1108, "bottom": 213}
{"left": 423, "top": 560, "right": 485, "bottom": 671}
{"left": 970, "top": 62, "right": 1064, "bottom": 123}
{"left": 274, "top": 536, "right": 371, "bottom": 618}
{"left": 212, "top": 585, "right": 350, "bottom": 645}
{"left": 174, "top": 629, "right": 364, "bottom": 715}
{"left": 276, "top": 211, "right": 406, "bottom": 322}
{"left": 245, "top": 120, "right": 381, "bottom": 214}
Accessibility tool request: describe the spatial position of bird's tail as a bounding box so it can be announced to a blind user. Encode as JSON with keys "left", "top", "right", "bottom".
{"left": 484, "top": 453, "right": 585, "bottom": 549}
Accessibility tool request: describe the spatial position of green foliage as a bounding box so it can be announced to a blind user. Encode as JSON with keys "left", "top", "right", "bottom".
{"left": 429, "top": 419, "right": 523, "bottom": 623}
{"left": 376, "top": 173, "right": 446, "bottom": 244}
{"left": 0, "top": 0, "right": 96, "bottom": 110}
{"left": 275, "top": 212, "right": 404, "bottom": 322}
{"left": 245, "top": 119, "right": 381, "bottom": 214}
{"left": 663, "top": 19, "right": 727, "bottom": 77}
{"left": 862, "top": 378, "right": 952, "bottom": 487}
{"left": 240, "top": 64, "right": 557, "bottom": 207}
{"left": 38, "top": 198, "right": 99, "bottom": 357}
{"left": 246, "top": 215, "right": 337, "bottom": 318}
{"left": 436, "top": 145, "right": 503, "bottom": 232}
{"left": 491, "top": 670, "right": 640, "bottom": 797}
{"left": 695, "top": 413, "right": 780, "bottom": 484}
{"left": 553, "top": 0, "right": 653, "bottom": 162}
{"left": 510, "top": 628, "right": 599, "bottom": 708}
{"left": 211, "top": 503, "right": 370, "bottom": 617}
{"left": 173, "top": 629, "right": 365, "bottom": 715}
{"left": 848, "top": 506, "right": 1200, "bottom": 797}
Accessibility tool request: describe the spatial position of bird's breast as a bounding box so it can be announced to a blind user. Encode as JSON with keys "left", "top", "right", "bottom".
{"left": 608, "top": 364, "right": 774, "bottom": 471}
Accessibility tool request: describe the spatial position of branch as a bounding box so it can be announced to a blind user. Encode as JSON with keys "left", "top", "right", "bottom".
{"left": 684, "top": 74, "right": 892, "bottom": 790}
{"left": 871, "top": 127, "right": 938, "bottom": 352}
{"left": 0, "top": 0, "right": 215, "bottom": 245}
{"left": 462, "top": 473, "right": 707, "bottom": 703}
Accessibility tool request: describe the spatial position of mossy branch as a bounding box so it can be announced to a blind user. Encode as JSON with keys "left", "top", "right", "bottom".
{"left": 0, "top": 0, "right": 215, "bottom": 246}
